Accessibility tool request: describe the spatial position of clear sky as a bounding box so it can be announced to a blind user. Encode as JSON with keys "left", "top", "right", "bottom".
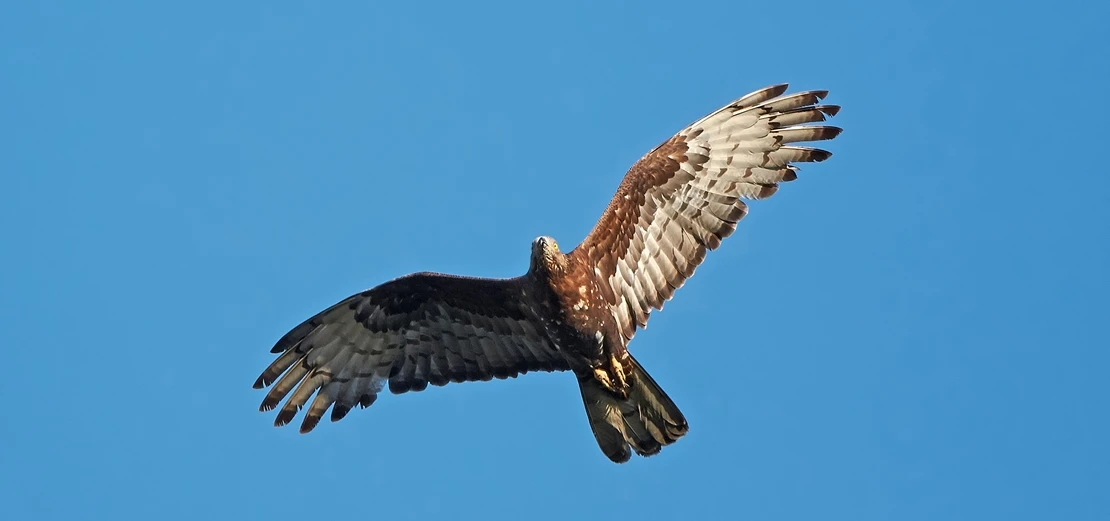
{"left": 2, "top": 2, "right": 1107, "bottom": 520}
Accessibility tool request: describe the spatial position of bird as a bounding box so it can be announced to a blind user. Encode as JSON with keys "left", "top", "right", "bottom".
{"left": 252, "top": 83, "right": 842, "bottom": 463}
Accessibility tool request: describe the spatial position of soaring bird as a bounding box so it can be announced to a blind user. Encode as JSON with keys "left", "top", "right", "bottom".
{"left": 253, "top": 83, "right": 842, "bottom": 463}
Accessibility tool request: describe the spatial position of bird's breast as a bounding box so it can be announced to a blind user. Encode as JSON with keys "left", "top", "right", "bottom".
{"left": 540, "top": 274, "right": 611, "bottom": 360}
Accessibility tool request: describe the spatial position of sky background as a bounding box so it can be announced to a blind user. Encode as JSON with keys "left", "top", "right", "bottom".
{"left": 2, "top": 2, "right": 1108, "bottom": 520}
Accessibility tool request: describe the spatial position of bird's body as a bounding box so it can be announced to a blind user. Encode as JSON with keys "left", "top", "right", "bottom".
{"left": 253, "top": 83, "right": 842, "bottom": 462}
{"left": 529, "top": 237, "right": 621, "bottom": 380}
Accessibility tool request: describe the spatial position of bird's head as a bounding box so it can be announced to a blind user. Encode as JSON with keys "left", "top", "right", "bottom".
{"left": 530, "top": 236, "right": 568, "bottom": 276}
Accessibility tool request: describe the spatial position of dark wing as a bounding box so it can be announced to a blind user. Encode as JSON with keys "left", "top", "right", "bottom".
{"left": 253, "top": 272, "right": 568, "bottom": 433}
{"left": 569, "top": 84, "right": 841, "bottom": 341}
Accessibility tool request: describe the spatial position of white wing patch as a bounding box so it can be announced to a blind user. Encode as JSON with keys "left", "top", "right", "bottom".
{"left": 594, "top": 84, "right": 841, "bottom": 340}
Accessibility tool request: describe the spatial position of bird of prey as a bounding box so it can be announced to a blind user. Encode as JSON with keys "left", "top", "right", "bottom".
{"left": 253, "top": 83, "right": 842, "bottom": 463}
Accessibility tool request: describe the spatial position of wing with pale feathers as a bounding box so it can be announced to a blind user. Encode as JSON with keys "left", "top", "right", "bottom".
{"left": 570, "top": 84, "right": 841, "bottom": 341}
{"left": 253, "top": 273, "right": 568, "bottom": 433}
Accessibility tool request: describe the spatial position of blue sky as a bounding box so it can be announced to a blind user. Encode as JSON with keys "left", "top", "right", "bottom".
{"left": 2, "top": 1, "right": 1107, "bottom": 519}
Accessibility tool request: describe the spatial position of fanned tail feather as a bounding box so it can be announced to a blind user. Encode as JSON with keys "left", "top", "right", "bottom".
{"left": 578, "top": 355, "right": 688, "bottom": 463}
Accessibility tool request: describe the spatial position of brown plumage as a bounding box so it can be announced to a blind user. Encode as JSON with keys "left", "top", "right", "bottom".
{"left": 252, "top": 83, "right": 842, "bottom": 462}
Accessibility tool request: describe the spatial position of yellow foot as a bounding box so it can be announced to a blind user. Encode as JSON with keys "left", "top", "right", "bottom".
{"left": 593, "top": 367, "right": 613, "bottom": 391}
{"left": 610, "top": 354, "right": 628, "bottom": 396}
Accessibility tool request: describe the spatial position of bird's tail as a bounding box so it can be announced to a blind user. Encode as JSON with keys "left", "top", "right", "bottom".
{"left": 578, "top": 354, "right": 688, "bottom": 463}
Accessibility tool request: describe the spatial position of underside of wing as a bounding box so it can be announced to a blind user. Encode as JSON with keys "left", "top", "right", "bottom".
{"left": 571, "top": 84, "right": 842, "bottom": 341}
{"left": 253, "top": 273, "right": 568, "bottom": 433}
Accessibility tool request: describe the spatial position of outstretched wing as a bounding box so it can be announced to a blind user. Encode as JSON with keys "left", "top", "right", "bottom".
{"left": 570, "top": 84, "right": 841, "bottom": 341}
{"left": 253, "top": 272, "right": 568, "bottom": 433}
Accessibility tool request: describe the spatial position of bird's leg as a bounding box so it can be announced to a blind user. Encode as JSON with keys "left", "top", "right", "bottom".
{"left": 591, "top": 331, "right": 631, "bottom": 399}
{"left": 609, "top": 353, "right": 628, "bottom": 399}
{"left": 591, "top": 362, "right": 628, "bottom": 400}
{"left": 592, "top": 366, "right": 614, "bottom": 391}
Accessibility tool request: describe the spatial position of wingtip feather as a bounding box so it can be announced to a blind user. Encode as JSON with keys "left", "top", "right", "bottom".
{"left": 299, "top": 415, "right": 321, "bottom": 434}
{"left": 331, "top": 403, "right": 353, "bottom": 422}
{"left": 733, "top": 83, "right": 790, "bottom": 109}
{"left": 274, "top": 407, "right": 298, "bottom": 427}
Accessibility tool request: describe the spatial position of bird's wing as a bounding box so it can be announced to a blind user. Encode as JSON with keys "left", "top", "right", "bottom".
{"left": 253, "top": 272, "right": 568, "bottom": 433}
{"left": 570, "top": 84, "right": 841, "bottom": 341}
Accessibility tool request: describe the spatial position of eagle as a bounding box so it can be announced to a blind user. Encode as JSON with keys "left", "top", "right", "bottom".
{"left": 253, "top": 84, "right": 842, "bottom": 463}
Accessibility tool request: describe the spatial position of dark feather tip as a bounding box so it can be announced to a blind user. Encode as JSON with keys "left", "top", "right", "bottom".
{"left": 299, "top": 415, "right": 321, "bottom": 434}
{"left": 252, "top": 374, "right": 271, "bottom": 389}
{"left": 274, "top": 408, "right": 297, "bottom": 427}
{"left": 428, "top": 374, "right": 449, "bottom": 387}
{"left": 388, "top": 379, "right": 411, "bottom": 394}
{"left": 331, "top": 404, "right": 352, "bottom": 422}
{"left": 259, "top": 391, "right": 283, "bottom": 411}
